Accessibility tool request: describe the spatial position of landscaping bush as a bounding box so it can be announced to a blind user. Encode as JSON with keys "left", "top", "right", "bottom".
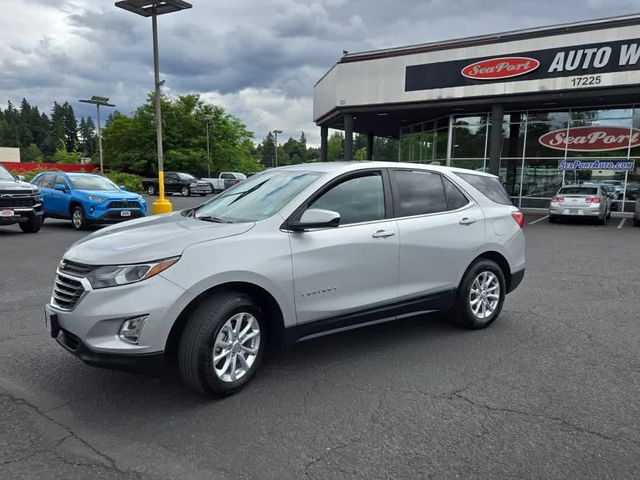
{"left": 105, "top": 171, "right": 143, "bottom": 193}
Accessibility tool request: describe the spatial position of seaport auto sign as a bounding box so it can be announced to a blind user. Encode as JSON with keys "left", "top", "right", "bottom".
{"left": 405, "top": 39, "right": 640, "bottom": 91}
{"left": 539, "top": 126, "right": 640, "bottom": 152}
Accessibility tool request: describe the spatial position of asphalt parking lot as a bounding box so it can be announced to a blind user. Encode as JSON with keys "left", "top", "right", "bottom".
{"left": 1, "top": 200, "right": 639, "bottom": 479}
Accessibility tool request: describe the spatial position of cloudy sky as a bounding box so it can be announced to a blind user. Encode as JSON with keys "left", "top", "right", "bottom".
{"left": 1, "top": 0, "right": 639, "bottom": 145}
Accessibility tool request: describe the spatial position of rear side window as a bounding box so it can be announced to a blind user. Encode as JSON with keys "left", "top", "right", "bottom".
{"left": 442, "top": 177, "right": 469, "bottom": 210}
{"left": 392, "top": 170, "right": 448, "bottom": 216}
{"left": 455, "top": 172, "right": 512, "bottom": 205}
{"left": 559, "top": 187, "right": 598, "bottom": 195}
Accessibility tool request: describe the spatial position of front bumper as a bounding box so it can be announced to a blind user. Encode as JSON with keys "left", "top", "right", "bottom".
{"left": 190, "top": 184, "right": 213, "bottom": 194}
{"left": 0, "top": 205, "right": 43, "bottom": 225}
{"left": 46, "top": 273, "right": 191, "bottom": 359}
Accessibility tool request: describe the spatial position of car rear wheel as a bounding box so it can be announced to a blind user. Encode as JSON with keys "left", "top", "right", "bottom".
{"left": 598, "top": 213, "right": 607, "bottom": 225}
{"left": 71, "top": 205, "right": 87, "bottom": 230}
{"left": 633, "top": 218, "right": 640, "bottom": 228}
{"left": 178, "top": 292, "right": 266, "bottom": 397}
{"left": 19, "top": 216, "right": 42, "bottom": 233}
{"left": 549, "top": 215, "right": 558, "bottom": 223}
{"left": 181, "top": 186, "right": 190, "bottom": 197}
{"left": 451, "top": 259, "right": 506, "bottom": 329}
{"left": 147, "top": 185, "right": 156, "bottom": 196}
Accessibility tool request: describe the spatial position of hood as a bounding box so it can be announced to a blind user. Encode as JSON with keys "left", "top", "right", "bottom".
{"left": 64, "top": 212, "right": 254, "bottom": 265}
{"left": 75, "top": 189, "right": 143, "bottom": 200}
{"left": 0, "top": 179, "right": 37, "bottom": 192}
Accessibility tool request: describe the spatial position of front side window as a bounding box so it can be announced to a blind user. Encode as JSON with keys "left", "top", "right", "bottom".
{"left": 178, "top": 173, "right": 197, "bottom": 181}
{"left": 392, "top": 170, "right": 448, "bottom": 217}
{"left": 41, "top": 174, "right": 56, "bottom": 189}
{"left": 55, "top": 175, "right": 69, "bottom": 188}
{"left": 194, "top": 170, "right": 320, "bottom": 223}
{"left": 69, "top": 175, "right": 118, "bottom": 191}
{"left": 221, "top": 173, "right": 235, "bottom": 179}
{"left": 310, "top": 173, "right": 385, "bottom": 225}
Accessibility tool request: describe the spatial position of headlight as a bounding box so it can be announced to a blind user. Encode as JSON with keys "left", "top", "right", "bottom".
{"left": 87, "top": 257, "right": 180, "bottom": 289}
{"left": 88, "top": 195, "right": 107, "bottom": 203}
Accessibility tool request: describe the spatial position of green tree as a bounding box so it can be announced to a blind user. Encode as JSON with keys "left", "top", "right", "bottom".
{"left": 354, "top": 147, "right": 368, "bottom": 160}
{"left": 259, "top": 132, "right": 276, "bottom": 168}
{"left": 21, "top": 143, "right": 44, "bottom": 163}
{"left": 327, "top": 132, "right": 344, "bottom": 161}
{"left": 53, "top": 139, "right": 81, "bottom": 164}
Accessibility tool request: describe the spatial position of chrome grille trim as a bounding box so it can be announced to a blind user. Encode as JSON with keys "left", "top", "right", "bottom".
{"left": 50, "top": 270, "right": 92, "bottom": 311}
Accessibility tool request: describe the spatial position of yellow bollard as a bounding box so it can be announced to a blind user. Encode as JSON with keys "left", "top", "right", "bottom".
{"left": 152, "top": 170, "right": 173, "bottom": 215}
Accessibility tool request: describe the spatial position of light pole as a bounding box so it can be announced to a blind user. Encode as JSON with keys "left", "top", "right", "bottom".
{"left": 115, "top": 0, "right": 192, "bottom": 215}
{"left": 273, "top": 129, "right": 283, "bottom": 168}
{"left": 205, "top": 115, "right": 214, "bottom": 177}
{"left": 79, "top": 96, "right": 115, "bottom": 174}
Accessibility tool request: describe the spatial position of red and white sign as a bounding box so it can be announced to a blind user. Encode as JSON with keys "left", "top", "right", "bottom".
{"left": 539, "top": 126, "right": 640, "bottom": 152}
{"left": 461, "top": 57, "right": 540, "bottom": 80}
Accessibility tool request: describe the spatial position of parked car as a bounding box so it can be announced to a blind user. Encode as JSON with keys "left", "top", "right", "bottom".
{"left": 32, "top": 172, "right": 146, "bottom": 230}
{"left": 599, "top": 180, "right": 625, "bottom": 199}
{"left": 634, "top": 199, "right": 639, "bottom": 227}
{"left": 0, "top": 164, "right": 43, "bottom": 233}
{"left": 201, "top": 172, "right": 246, "bottom": 192}
{"left": 44, "top": 162, "right": 526, "bottom": 397}
{"left": 142, "top": 172, "right": 213, "bottom": 197}
{"left": 549, "top": 185, "right": 611, "bottom": 224}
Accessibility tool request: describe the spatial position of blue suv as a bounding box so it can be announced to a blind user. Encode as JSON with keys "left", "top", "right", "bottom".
{"left": 32, "top": 172, "right": 147, "bottom": 230}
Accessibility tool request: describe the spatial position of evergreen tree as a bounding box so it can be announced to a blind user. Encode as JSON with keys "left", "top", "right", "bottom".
{"left": 260, "top": 132, "right": 276, "bottom": 168}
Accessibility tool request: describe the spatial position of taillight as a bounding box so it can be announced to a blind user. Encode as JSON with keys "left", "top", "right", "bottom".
{"left": 586, "top": 197, "right": 601, "bottom": 204}
{"left": 551, "top": 195, "right": 564, "bottom": 203}
{"left": 511, "top": 211, "right": 525, "bottom": 228}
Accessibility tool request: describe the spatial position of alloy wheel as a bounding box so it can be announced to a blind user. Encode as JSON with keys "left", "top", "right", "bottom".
{"left": 469, "top": 271, "right": 500, "bottom": 320}
{"left": 72, "top": 209, "right": 83, "bottom": 229}
{"left": 212, "top": 312, "right": 261, "bottom": 383}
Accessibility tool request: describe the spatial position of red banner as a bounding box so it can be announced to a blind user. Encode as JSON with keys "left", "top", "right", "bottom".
{"left": 0, "top": 162, "right": 99, "bottom": 173}
{"left": 461, "top": 57, "right": 540, "bottom": 80}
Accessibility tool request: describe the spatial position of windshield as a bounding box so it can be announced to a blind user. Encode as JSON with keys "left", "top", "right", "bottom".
{"left": 0, "top": 165, "right": 15, "bottom": 181}
{"left": 69, "top": 175, "right": 119, "bottom": 191}
{"left": 194, "top": 170, "right": 320, "bottom": 222}
{"left": 178, "top": 173, "right": 197, "bottom": 181}
{"left": 559, "top": 187, "right": 598, "bottom": 195}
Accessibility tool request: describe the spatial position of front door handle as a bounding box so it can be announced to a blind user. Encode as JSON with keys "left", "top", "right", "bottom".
{"left": 459, "top": 217, "right": 476, "bottom": 225}
{"left": 372, "top": 230, "right": 396, "bottom": 238}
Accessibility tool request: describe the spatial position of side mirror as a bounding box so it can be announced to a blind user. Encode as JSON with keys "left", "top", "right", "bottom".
{"left": 54, "top": 183, "right": 67, "bottom": 192}
{"left": 289, "top": 208, "right": 341, "bottom": 231}
{"left": 17, "top": 175, "right": 26, "bottom": 181}
{"left": 119, "top": 185, "right": 127, "bottom": 191}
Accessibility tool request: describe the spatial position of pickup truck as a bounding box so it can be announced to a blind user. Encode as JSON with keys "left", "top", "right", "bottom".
{"left": 0, "top": 164, "right": 43, "bottom": 233}
{"left": 201, "top": 172, "right": 246, "bottom": 192}
{"left": 142, "top": 172, "right": 213, "bottom": 197}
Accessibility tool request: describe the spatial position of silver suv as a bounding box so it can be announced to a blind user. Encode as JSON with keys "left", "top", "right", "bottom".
{"left": 45, "top": 162, "right": 526, "bottom": 397}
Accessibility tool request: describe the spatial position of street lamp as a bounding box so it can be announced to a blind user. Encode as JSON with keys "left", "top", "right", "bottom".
{"left": 78, "top": 96, "right": 115, "bottom": 174}
{"left": 204, "top": 115, "right": 214, "bottom": 177}
{"left": 273, "top": 129, "right": 283, "bottom": 168}
{"left": 115, "top": 0, "right": 192, "bottom": 215}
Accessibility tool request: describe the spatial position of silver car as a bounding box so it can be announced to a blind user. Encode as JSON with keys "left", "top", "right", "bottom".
{"left": 549, "top": 184, "right": 611, "bottom": 224}
{"left": 44, "top": 162, "right": 526, "bottom": 397}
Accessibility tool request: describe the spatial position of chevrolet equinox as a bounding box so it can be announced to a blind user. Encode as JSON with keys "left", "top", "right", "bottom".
{"left": 45, "top": 162, "right": 526, "bottom": 397}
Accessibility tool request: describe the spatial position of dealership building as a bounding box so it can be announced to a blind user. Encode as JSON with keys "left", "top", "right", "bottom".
{"left": 313, "top": 14, "right": 640, "bottom": 209}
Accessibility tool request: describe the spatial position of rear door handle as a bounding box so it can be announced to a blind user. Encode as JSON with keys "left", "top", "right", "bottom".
{"left": 459, "top": 217, "right": 476, "bottom": 225}
{"left": 372, "top": 230, "right": 396, "bottom": 238}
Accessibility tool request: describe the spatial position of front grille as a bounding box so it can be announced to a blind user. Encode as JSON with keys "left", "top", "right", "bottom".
{"left": 108, "top": 200, "right": 140, "bottom": 209}
{"left": 59, "top": 260, "right": 95, "bottom": 277}
{"left": 0, "top": 195, "right": 36, "bottom": 208}
{"left": 52, "top": 273, "right": 85, "bottom": 310}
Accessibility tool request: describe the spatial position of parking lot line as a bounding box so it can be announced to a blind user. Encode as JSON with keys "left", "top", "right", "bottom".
{"left": 528, "top": 215, "right": 549, "bottom": 225}
{"left": 617, "top": 218, "right": 627, "bottom": 229}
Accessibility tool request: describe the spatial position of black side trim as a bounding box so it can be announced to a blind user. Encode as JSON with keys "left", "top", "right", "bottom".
{"left": 56, "top": 330, "right": 165, "bottom": 374}
{"left": 508, "top": 268, "right": 525, "bottom": 293}
{"left": 285, "top": 289, "right": 456, "bottom": 343}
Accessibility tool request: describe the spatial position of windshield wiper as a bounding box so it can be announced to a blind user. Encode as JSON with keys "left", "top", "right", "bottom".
{"left": 196, "top": 215, "right": 234, "bottom": 224}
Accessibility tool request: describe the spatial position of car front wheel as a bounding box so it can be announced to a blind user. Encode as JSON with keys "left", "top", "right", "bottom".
{"left": 71, "top": 205, "right": 87, "bottom": 230}
{"left": 181, "top": 186, "right": 190, "bottom": 197}
{"left": 147, "top": 185, "right": 156, "bottom": 196}
{"left": 178, "top": 292, "right": 266, "bottom": 397}
{"left": 451, "top": 259, "right": 506, "bottom": 329}
{"left": 19, "top": 216, "right": 42, "bottom": 233}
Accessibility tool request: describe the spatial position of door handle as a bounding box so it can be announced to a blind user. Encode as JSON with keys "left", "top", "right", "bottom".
{"left": 372, "top": 230, "right": 396, "bottom": 238}
{"left": 459, "top": 217, "right": 476, "bottom": 225}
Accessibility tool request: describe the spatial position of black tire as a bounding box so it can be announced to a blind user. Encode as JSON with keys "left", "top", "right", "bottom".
{"left": 178, "top": 292, "right": 266, "bottom": 397}
{"left": 549, "top": 215, "right": 558, "bottom": 223}
{"left": 200, "top": 193, "right": 207, "bottom": 197}
{"left": 19, "top": 216, "right": 42, "bottom": 233}
{"left": 147, "top": 185, "right": 156, "bottom": 196}
{"left": 633, "top": 218, "right": 640, "bottom": 228}
{"left": 451, "top": 259, "right": 506, "bottom": 330}
{"left": 598, "top": 213, "right": 607, "bottom": 225}
{"left": 181, "top": 186, "right": 190, "bottom": 197}
{"left": 70, "top": 205, "right": 87, "bottom": 230}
